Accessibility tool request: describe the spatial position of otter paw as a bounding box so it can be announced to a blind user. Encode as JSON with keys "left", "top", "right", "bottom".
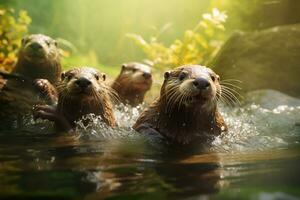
{"left": 34, "top": 79, "right": 58, "bottom": 104}
{"left": 33, "top": 104, "right": 57, "bottom": 121}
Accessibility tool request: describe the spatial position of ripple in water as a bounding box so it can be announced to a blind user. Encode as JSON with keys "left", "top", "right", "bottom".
{"left": 32, "top": 103, "right": 299, "bottom": 153}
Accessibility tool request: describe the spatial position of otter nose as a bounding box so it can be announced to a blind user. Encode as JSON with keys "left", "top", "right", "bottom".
{"left": 193, "top": 78, "right": 210, "bottom": 90}
{"left": 29, "top": 42, "right": 42, "bottom": 51}
{"left": 143, "top": 72, "right": 152, "bottom": 79}
{"left": 75, "top": 77, "right": 91, "bottom": 88}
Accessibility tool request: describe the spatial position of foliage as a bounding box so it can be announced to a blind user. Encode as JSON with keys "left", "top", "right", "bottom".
{"left": 127, "top": 8, "right": 227, "bottom": 70}
{"left": 210, "top": 0, "right": 300, "bottom": 31}
{"left": 62, "top": 51, "right": 120, "bottom": 77}
{"left": 0, "top": 7, "right": 31, "bottom": 72}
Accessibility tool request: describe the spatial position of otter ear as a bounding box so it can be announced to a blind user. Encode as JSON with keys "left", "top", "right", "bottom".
{"left": 21, "top": 36, "right": 28, "bottom": 45}
{"left": 61, "top": 72, "right": 65, "bottom": 80}
{"left": 102, "top": 73, "right": 106, "bottom": 81}
{"left": 121, "top": 64, "right": 127, "bottom": 70}
{"left": 164, "top": 71, "right": 170, "bottom": 79}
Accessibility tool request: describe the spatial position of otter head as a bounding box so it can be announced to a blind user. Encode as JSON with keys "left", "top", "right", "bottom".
{"left": 59, "top": 67, "right": 107, "bottom": 100}
{"left": 119, "top": 62, "right": 152, "bottom": 92}
{"left": 20, "top": 34, "right": 59, "bottom": 63}
{"left": 14, "top": 34, "right": 61, "bottom": 83}
{"left": 161, "top": 65, "right": 221, "bottom": 112}
{"left": 57, "top": 67, "right": 116, "bottom": 127}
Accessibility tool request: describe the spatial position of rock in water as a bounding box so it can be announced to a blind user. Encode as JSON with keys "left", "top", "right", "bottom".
{"left": 244, "top": 89, "right": 300, "bottom": 109}
{"left": 211, "top": 24, "right": 300, "bottom": 97}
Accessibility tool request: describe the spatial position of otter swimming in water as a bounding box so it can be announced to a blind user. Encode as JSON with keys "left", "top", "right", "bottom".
{"left": 13, "top": 34, "right": 61, "bottom": 84}
{"left": 111, "top": 62, "right": 152, "bottom": 106}
{"left": 34, "top": 67, "right": 116, "bottom": 132}
{"left": 133, "top": 65, "right": 227, "bottom": 145}
{"left": 0, "top": 34, "right": 61, "bottom": 128}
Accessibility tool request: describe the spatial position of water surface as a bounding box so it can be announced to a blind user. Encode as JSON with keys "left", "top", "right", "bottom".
{"left": 0, "top": 103, "right": 299, "bottom": 199}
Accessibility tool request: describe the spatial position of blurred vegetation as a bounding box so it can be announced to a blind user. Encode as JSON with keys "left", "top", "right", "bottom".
{"left": 62, "top": 50, "right": 120, "bottom": 77}
{"left": 0, "top": 0, "right": 299, "bottom": 75}
{"left": 0, "top": 7, "right": 31, "bottom": 72}
{"left": 210, "top": 0, "right": 300, "bottom": 31}
{"left": 4, "top": 0, "right": 211, "bottom": 68}
{"left": 127, "top": 8, "right": 227, "bottom": 70}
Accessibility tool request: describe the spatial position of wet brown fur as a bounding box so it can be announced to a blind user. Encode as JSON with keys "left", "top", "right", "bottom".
{"left": 0, "top": 34, "right": 61, "bottom": 128}
{"left": 133, "top": 65, "right": 227, "bottom": 145}
{"left": 111, "top": 62, "right": 152, "bottom": 106}
{"left": 56, "top": 67, "right": 116, "bottom": 129}
{"left": 13, "top": 34, "right": 61, "bottom": 83}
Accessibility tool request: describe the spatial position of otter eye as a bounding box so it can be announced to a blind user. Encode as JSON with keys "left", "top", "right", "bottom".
{"left": 61, "top": 72, "right": 72, "bottom": 81}
{"left": 54, "top": 40, "right": 58, "bottom": 46}
{"left": 66, "top": 75, "right": 72, "bottom": 81}
{"left": 95, "top": 74, "right": 99, "bottom": 80}
{"left": 63, "top": 73, "right": 73, "bottom": 81}
{"left": 46, "top": 40, "right": 51, "bottom": 46}
{"left": 61, "top": 73, "right": 65, "bottom": 80}
{"left": 179, "top": 72, "right": 187, "bottom": 81}
{"left": 211, "top": 75, "right": 215, "bottom": 81}
{"left": 217, "top": 75, "right": 220, "bottom": 81}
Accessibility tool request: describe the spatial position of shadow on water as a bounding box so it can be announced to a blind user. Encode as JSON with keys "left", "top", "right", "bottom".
{"left": 0, "top": 103, "right": 300, "bottom": 199}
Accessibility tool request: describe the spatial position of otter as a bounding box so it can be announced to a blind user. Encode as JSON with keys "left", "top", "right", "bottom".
{"left": 133, "top": 65, "right": 227, "bottom": 145}
{"left": 34, "top": 67, "right": 116, "bottom": 132}
{"left": 13, "top": 34, "right": 61, "bottom": 83}
{"left": 111, "top": 62, "right": 152, "bottom": 106}
{"left": 0, "top": 34, "right": 61, "bottom": 128}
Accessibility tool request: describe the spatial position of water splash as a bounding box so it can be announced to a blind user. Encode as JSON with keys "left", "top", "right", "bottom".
{"left": 113, "top": 103, "right": 146, "bottom": 127}
{"left": 74, "top": 103, "right": 146, "bottom": 140}
{"left": 26, "top": 102, "right": 300, "bottom": 153}
{"left": 212, "top": 104, "right": 300, "bottom": 152}
{"left": 75, "top": 113, "right": 137, "bottom": 140}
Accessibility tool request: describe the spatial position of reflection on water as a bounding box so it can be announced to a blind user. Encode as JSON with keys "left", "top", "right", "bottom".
{"left": 0, "top": 103, "right": 300, "bottom": 199}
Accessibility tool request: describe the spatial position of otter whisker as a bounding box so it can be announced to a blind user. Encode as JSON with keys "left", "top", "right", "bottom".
{"left": 161, "top": 85, "right": 178, "bottom": 100}
{"left": 221, "top": 85, "right": 243, "bottom": 99}
{"left": 217, "top": 91, "right": 229, "bottom": 108}
{"left": 218, "top": 95, "right": 231, "bottom": 106}
{"left": 220, "top": 79, "right": 242, "bottom": 83}
{"left": 166, "top": 88, "right": 182, "bottom": 113}
{"left": 221, "top": 91, "right": 240, "bottom": 106}
{"left": 168, "top": 87, "right": 182, "bottom": 105}
{"left": 177, "top": 90, "right": 187, "bottom": 111}
{"left": 164, "top": 84, "right": 179, "bottom": 101}
{"left": 101, "top": 84, "right": 119, "bottom": 105}
{"left": 221, "top": 87, "right": 241, "bottom": 104}
{"left": 166, "top": 92, "right": 179, "bottom": 113}
{"left": 221, "top": 89, "right": 238, "bottom": 101}
{"left": 220, "top": 82, "right": 242, "bottom": 90}
{"left": 180, "top": 90, "right": 192, "bottom": 108}
{"left": 219, "top": 95, "right": 234, "bottom": 106}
